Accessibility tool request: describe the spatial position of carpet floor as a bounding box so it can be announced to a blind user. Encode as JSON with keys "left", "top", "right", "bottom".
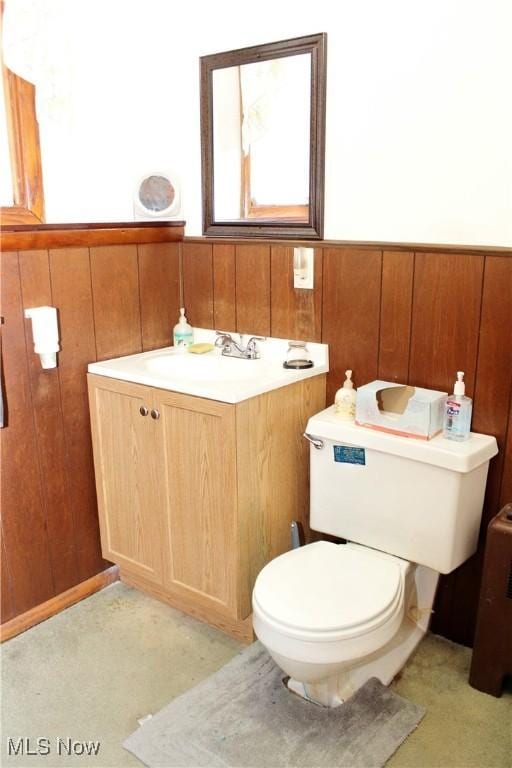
{"left": 1, "top": 582, "right": 511, "bottom": 768}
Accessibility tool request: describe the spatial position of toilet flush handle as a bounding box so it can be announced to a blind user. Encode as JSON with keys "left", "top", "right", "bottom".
{"left": 303, "top": 433, "right": 324, "bottom": 450}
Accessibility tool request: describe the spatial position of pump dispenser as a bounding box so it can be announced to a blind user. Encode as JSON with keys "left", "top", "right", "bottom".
{"left": 443, "top": 371, "right": 472, "bottom": 441}
{"left": 173, "top": 307, "right": 193, "bottom": 349}
{"left": 334, "top": 370, "right": 357, "bottom": 420}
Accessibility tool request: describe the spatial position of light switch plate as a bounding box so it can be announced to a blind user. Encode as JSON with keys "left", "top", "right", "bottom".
{"left": 293, "top": 247, "right": 314, "bottom": 289}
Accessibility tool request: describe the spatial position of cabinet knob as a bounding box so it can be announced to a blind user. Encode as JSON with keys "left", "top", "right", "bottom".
{"left": 139, "top": 406, "right": 149, "bottom": 416}
{"left": 150, "top": 409, "right": 160, "bottom": 420}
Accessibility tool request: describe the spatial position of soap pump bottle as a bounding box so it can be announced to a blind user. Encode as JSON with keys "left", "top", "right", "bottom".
{"left": 173, "top": 307, "right": 193, "bottom": 349}
{"left": 443, "top": 371, "right": 472, "bottom": 441}
{"left": 334, "top": 370, "right": 356, "bottom": 421}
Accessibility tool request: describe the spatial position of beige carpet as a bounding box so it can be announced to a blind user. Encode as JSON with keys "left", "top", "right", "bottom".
{"left": 1, "top": 583, "right": 511, "bottom": 767}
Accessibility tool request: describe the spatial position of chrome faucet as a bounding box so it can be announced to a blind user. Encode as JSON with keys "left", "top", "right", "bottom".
{"left": 214, "top": 332, "right": 266, "bottom": 360}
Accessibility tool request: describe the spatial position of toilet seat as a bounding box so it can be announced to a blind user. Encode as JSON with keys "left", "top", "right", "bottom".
{"left": 253, "top": 541, "right": 408, "bottom": 643}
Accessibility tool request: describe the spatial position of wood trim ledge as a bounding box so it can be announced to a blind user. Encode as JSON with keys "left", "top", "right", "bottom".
{"left": 0, "top": 565, "right": 119, "bottom": 642}
{"left": 184, "top": 236, "right": 512, "bottom": 256}
{"left": 0, "top": 222, "right": 185, "bottom": 251}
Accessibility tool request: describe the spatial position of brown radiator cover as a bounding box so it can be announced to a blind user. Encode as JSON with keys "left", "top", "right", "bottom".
{"left": 469, "top": 503, "right": 512, "bottom": 696}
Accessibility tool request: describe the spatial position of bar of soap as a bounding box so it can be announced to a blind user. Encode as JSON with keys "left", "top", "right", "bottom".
{"left": 187, "top": 343, "right": 215, "bottom": 354}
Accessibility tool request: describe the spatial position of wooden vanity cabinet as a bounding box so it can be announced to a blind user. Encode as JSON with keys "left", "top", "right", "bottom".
{"left": 87, "top": 373, "right": 325, "bottom": 641}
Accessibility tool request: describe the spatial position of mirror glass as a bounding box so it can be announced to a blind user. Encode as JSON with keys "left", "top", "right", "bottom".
{"left": 201, "top": 34, "right": 326, "bottom": 240}
{"left": 212, "top": 54, "right": 310, "bottom": 222}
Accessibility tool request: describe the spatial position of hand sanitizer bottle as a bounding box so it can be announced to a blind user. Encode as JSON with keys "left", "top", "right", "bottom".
{"left": 173, "top": 308, "right": 193, "bottom": 349}
{"left": 443, "top": 371, "right": 472, "bottom": 441}
{"left": 334, "top": 370, "right": 357, "bottom": 421}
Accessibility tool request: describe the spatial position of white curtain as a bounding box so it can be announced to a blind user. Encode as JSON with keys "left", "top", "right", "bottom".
{"left": 2, "top": 0, "right": 73, "bottom": 123}
{"left": 240, "top": 60, "right": 280, "bottom": 156}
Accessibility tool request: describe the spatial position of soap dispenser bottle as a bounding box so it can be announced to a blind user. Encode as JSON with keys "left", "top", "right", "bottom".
{"left": 334, "top": 370, "right": 356, "bottom": 420}
{"left": 173, "top": 307, "right": 193, "bottom": 349}
{"left": 443, "top": 371, "right": 472, "bottom": 441}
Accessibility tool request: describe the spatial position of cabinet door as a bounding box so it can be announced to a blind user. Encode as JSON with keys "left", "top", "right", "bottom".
{"left": 159, "top": 393, "right": 239, "bottom": 618}
{"left": 88, "top": 377, "right": 167, "bottom": 584}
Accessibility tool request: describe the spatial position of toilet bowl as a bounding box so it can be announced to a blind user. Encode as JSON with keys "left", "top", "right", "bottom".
{"left": 253, "top": 541, "right": 437, "bottom": 707}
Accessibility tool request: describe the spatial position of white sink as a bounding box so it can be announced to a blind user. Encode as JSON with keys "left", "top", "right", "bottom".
{"left": 144, "top": 349, "right": 272, "bottom": 382}
{"left": 88, "top": 328, "right": 329, "bottom": 403}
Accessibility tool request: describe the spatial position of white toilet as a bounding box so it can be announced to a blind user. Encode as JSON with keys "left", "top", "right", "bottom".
{"left": 252, "top": 405, "right": 498, "bottom": 707}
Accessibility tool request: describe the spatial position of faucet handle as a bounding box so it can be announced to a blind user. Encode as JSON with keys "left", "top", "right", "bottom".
{"left": 245, "top": 336, "right": 266, "bottom": 358}
{"left": 246, "top": 336, "right": 266, "bottom": 348}
{"left": 214, "top": 331, "right": 233, "bottom": 347}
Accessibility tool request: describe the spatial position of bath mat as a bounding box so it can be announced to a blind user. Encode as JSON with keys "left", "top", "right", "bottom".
{"left": 123, "top": 642, "right": 425, "bottom": 768}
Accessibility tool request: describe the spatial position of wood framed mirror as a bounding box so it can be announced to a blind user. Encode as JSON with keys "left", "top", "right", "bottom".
{"left": 0, "top": 0, "right": 44, "bottom": 226}
{"left": 200, "top": 33, "right": 326, "bottom": 240}
{"left": 1, "top": 67, "right": 44, "bottom": 225}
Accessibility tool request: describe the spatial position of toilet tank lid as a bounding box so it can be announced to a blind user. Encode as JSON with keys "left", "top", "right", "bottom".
{"left": 306, "top": 406, "right": 498, "bottom": 473}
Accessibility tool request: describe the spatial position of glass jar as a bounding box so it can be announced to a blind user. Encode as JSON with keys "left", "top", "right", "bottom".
{"left": 283, "top": 340, "right": 314, "bottom": 370}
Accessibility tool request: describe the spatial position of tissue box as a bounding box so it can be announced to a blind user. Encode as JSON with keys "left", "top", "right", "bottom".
{"left": 355, "top": 381, "right": 447, "bottom": 440}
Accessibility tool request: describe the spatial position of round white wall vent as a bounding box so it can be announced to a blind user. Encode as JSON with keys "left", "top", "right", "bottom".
{"left": 133, "top": 172, "right": 182, "bottom": 220}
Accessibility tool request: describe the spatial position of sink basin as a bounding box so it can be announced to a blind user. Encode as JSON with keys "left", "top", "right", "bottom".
{"left": 88, "top": 329, "right": 329, "bottom": 403}
{"left": 145, "top": 350, "right": 270, "bottom": 382}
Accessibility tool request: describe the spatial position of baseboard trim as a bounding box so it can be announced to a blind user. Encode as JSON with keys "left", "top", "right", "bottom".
{"left": 0, "top": 565, "right": 120, "bottom": 643}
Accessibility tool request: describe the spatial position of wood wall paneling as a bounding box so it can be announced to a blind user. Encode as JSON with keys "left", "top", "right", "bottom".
{"left": 18, "top": 249, "right": 79, "bottom": 595}
{"left": 182, "top": 242, "right": 214, "bottom": 328}
{"left": 410, "top": 252, "right": 503, "bottom": 645}
{"left": 408, "top": 252, "right": 484, "bottom": 395}
{"left": 322, "top": 247, "right": 382, "bottom": 402}
{"left": 235, "top": 244, "right": 271, "bottom": 336}
{"left": 408, "top": 252, "right": 485, "bottom": 643}
{"left": 436, "top": 255, "right": 512, "bottom": 645}
{"left": 500, "top": 395, "right": 512, "bottom": 508}
{"left": 472, "top": 255, "right": 512, "bottom": 518}
{"left": 0, "top": 535, "right": 15, "bottom": 622}
{"left": 270, "top": 246, "right": 323, "bottom": 342}
{"left": 138, "top": 242, "right": 180, "bottom": 350}
{"left": 1, "top": 251, "right": 55, "bottom": 617}
{"left": 212, "top": 243, "right": 236, "bottom": 330}
{"left": 378, "top": 251, "right": 414, "bottom": 382}
{"left": 49, "top": 247, "right": 106, "bottom": 582}
{"left": 1, "top": 227, "right": 183, "bottom": 627}
{"left": 89, "top": 245, "right": 142, "bottom": 361}
{"left": 0, "top": 313, "right": 10, "bottom": 622}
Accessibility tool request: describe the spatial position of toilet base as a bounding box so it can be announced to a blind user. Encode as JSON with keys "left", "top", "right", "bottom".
{"left": 287, "top": 675, "right": 345, "bottom": 707}
{"left": 269, "top": 564, "right": 440, "bottom": 708}
{"left": 285, "top": 618, "right": 426, "bottom": 707}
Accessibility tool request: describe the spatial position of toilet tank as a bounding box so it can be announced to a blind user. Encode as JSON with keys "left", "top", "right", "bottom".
{"left": 306, "top": 406, "right": 498, "bottom": 574}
